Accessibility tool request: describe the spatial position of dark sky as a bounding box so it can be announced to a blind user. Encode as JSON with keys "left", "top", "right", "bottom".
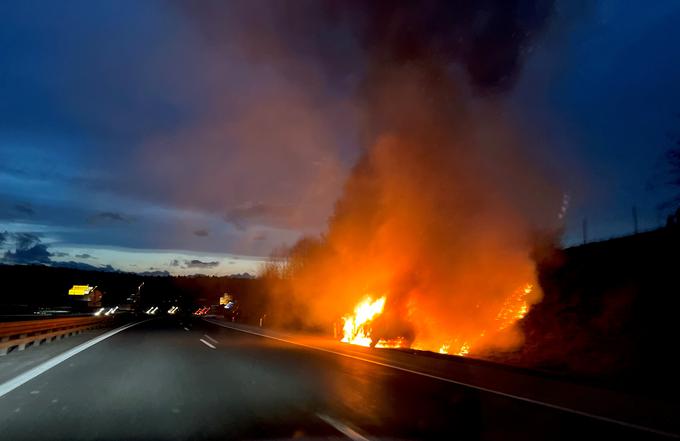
{"left": 1, "top": 0, "right": 679, "bottom": 274}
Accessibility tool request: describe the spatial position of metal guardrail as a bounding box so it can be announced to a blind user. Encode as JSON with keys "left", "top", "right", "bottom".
{"left": 0, "top": 316, "right": 109, "bottom": 356}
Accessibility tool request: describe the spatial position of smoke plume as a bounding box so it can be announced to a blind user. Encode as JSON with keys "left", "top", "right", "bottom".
{"left": 181, "top": 1, "right": 562, "bottom": 354}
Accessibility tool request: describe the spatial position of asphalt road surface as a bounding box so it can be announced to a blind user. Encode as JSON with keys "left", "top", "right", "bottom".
{"left": 0, "top": 318, "right": 676, "bottom": 440}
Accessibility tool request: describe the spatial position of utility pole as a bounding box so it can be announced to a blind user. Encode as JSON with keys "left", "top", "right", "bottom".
{"left": 632, "top": 205, "right": 639, "bottom": 234}
{"left": 134, "top": 282, "right": 144, "bottom": 312}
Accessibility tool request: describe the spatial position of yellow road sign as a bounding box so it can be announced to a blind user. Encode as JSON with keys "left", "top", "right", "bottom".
{"left": 68, "top": 285, "right": 93, "bottom": 296}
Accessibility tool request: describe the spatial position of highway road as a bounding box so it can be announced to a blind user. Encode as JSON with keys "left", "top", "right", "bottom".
{"left": 0, "top": 317, "right": 677, "bottom": 440}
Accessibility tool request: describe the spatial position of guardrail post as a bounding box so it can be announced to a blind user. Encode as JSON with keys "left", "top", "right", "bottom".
{"left": 17, "top": 334, "right": 27, "bottom": 351}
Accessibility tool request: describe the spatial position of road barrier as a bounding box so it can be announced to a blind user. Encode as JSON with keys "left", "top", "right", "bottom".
{"left": 0, "top": 316, "right": 109, "bottom": 356}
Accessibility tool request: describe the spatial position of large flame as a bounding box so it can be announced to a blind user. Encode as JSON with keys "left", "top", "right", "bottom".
{"left": 341, "top": 296, "right": 386, "bottom": 347}
{"left": 340, "top": 283, "right": 535, "bottom": 356}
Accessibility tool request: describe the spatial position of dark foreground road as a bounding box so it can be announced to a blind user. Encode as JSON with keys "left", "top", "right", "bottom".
{"left": 0, "top": 318, "right": 676, "bottom": 440}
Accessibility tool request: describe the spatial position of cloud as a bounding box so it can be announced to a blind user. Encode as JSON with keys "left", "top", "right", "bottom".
{"left": 0, "top": 232, "right": 117, "bottom": 270}
{"left": 171, "top": 258, "right": 220, "bottom": 269}
{"left": 3, "top": 243, "right": 52, "bottom": 264}
{"left": 13, "top": 203, "right": 34, "bottom": 215}
{"left": 0, "top": 164, "right": 28, "bottom": 178}
{"left": 193, "top": 228, "right": 209, "bottom": 237}
{"left": 253, "top": 231, "right": 267, "bottom": 241}
{"left": 2, "top": 232, "right": 51, "bottom": 264}
{"left": 53, "top": 261, "right": 98, "bottom": 271}
{"left": 92, "top": 211, "right": 132, "bottom": 223}
{"left": 184, "top": 259, "right": 219, "bottom": 269}
{"left": 138, "top": 269, "right": 170, "bottom": 277}
{"left": 12, "top": 232, "right": 41, "bottom": 250}
{"left": 53, "top": 261, "right": 116, "bottom": 272}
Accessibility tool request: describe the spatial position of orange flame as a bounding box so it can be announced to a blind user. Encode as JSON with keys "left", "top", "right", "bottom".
{"left": 341, "top": 296, "right": 386, "bottom": 347}
{"left": 341, "top": 283, "right": 535, "bottom": 356}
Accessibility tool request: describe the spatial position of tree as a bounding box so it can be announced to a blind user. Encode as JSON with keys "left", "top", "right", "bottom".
{"left": 664, "top": 142, "right": 680, "bottom": 225}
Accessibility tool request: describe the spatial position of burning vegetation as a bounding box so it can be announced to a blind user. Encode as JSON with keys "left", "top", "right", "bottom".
{"left": 341, "top": 284, "right": 535, "bottom": 356}
{"left": 263, "top": 89, "right": 558, "bottom": 356}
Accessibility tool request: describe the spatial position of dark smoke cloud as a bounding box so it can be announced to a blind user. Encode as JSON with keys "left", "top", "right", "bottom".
{"left": 179, "top": 0, "right": 553, "bottom": 92}
{"left": 346, "top": 0, "right": 553, "bottom": 92}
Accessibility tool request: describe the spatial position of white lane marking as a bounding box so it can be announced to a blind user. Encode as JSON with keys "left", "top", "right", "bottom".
{"left": 203, "top": 334, "right": 218, "bottom": 344}
{"left": 204, "top": 319, "right": 679, "bottom": 439}
{"left": 317, "top": 413, "right": 370, "bottom": 441}
{"left": 0, "top": 320, "right": 148, "bottom": 399}
{"left": 183, "top": 327, "right": 190, "bottom": 331}
{"left": 199, "top": 339, "right": 216, "bottom": 349}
